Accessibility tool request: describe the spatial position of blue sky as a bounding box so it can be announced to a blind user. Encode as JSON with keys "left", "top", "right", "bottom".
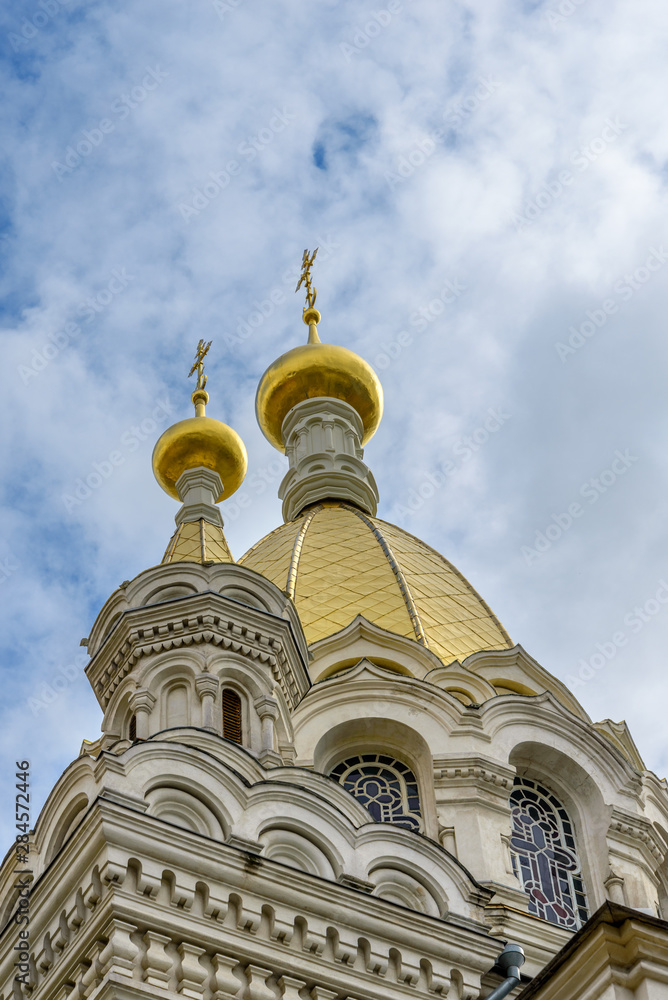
{"left": 1, "top": 0, "right": 668, "bottom": 847}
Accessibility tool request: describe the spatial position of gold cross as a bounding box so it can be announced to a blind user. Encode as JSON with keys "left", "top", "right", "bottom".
{"left": 188, "top": 339, "right": 212, "bottom": 390}
{"left": 295, "top": 247, "right": 319, "bottom": 309}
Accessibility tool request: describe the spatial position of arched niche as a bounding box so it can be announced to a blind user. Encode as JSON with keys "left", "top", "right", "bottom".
{"left": 314, "top": 718, "right": 438, "bottom": 839}
{"left": 367, "top": 861, "right": 444, "bottom": 917}
{"left": 103, "top": 689, "right": 134, "bottom": 743}
{"left": 141, "top": 582, "right": 198, "bottom": 606}
{"left": 259, "top": 827, "right": 336, "bottom": 879}
{"left": 509, "top": 741, "right": 610, "bottom": 916}
{"left": 165, "top": 683, "right": 190, "bottom": 728}
{"left": 219, "top": 585, "right": 270, "bottom": 613}
{"left": 144, "top": 784, "right": 226, "bottom": 840}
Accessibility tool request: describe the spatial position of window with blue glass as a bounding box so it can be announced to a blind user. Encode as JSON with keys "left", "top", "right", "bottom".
{"left": 329, "top": 754, "right": 422, "bottom": 831}
{"left": 509, "top": 776, "right": 589, "bottom": 930}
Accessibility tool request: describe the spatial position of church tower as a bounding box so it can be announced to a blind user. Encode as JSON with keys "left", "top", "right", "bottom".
{"left": 2, "top": 253, "right": 668, "bottom": 1000}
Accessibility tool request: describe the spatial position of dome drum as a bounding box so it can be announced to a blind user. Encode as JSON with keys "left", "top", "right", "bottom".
{"left": 279, "top": 397, "right": 380, "bottom": 520}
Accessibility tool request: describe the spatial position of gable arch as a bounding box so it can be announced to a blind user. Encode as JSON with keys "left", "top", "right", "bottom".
{"left": 43, "top": 792, "right": 90, "bottom": 865}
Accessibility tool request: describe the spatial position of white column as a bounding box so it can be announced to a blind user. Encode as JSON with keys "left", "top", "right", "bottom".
{"left": 195, "top": 673, "right": 219, "bottom": 731}
{"left": 254, "top": 695, "right": 281, "bottom": 767}
{"left": 129, "top": 688, "right": 156, "bottom": 739}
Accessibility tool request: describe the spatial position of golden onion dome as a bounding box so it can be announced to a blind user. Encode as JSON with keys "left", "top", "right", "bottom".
{"left": 256, "top": 307, "right": 384, "bottom": 452}
{"left": 239, "top": 501, "right": 513, "bottom": 664}
{"left": 152, "top": 407, "right": 248, "bottom": 502}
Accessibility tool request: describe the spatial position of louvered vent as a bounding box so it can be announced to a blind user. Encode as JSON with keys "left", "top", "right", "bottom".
{"left": 129, "top": 714, "right": 137, "bottom": 741}
{"left": 222, "top": 690, "right": 242, "bottom": 744}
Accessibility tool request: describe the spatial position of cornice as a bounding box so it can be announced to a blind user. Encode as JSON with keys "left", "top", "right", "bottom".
{"left": 86, "top": 591, "right": 310, "bottom": 711}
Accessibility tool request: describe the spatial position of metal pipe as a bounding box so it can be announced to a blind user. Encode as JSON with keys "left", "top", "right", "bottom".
{"left": 484, "top": 943, "right": 525, "bottom": 1000}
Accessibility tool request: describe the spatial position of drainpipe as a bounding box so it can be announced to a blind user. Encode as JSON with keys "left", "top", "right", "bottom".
{"left": 484, "top": 943, "right": 525, "bottom": 1000}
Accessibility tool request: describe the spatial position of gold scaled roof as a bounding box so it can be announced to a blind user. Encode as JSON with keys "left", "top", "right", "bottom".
{"left": 162, "top": 518, "right": 234, "bottom": 564}
{"left": 239, "top": 502, "right": 513, "bottom": 663}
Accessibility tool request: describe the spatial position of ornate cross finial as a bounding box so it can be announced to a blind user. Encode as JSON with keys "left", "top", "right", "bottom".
{"left": 188, "top": 339, "right": 212, "bottom": 391}
{"left": 295, "top": 248, "right": 318, "bottom": 309}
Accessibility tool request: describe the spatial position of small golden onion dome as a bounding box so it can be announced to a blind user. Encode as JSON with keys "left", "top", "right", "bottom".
{"left": 152, "top": 392, "right": 248, "bottom": 502}
{"left": 256, "top": 308, "right": 384, "bottom": 452}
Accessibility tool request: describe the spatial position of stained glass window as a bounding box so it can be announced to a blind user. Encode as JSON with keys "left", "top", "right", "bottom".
{"left": 329, "top": 754, "right": 422, "bottom": 831}
{"left": 509, "top": 777, "right": 589, "bottom": 930}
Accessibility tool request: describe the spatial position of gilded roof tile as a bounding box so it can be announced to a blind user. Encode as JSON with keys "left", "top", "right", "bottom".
{"left": 162, "top": 519, "right": 234, "bottom": 565}
{"left": 239, "top": 501, "right": 512, "bottom": 664}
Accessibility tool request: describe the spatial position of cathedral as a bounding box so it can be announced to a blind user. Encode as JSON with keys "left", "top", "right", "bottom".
{"left": 2, "top": 255, "right": 668, "bottom": 1000}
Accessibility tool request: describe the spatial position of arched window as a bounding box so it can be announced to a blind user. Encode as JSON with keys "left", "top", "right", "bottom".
{"left": 329, "top": 754, "right": 422, "bottom": 831}
{"left": 222, "top": 689, "right": 242, "bottom": 744}
{"left": 509, "top": 776, "right": 589, "bottom": 930}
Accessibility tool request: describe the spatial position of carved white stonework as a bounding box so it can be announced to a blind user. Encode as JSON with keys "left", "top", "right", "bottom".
{"left": 196, "top": 672, "right": 220, "bottom": 730}
{"left": 175, "top": 466, "right": 225, "bottom": 527}
{"left": 278, "top": 397, "right": 379, "bottom": 520}
{"left": 4, "top": 491, "right": 668, "bottom": 1000}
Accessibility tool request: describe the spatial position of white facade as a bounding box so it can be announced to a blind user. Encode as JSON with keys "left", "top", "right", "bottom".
{"left": 2, "top": 337, "right": 668, "bottom": 1000}
{"left": 1, "top": 546, "right": 667, "bottom": 1000}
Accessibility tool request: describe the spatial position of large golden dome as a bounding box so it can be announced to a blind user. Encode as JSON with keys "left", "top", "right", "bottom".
{"left": 239, "top": 501, "right": 513, "bottom": 663}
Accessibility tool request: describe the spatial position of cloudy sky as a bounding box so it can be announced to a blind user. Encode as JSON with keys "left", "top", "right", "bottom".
{"left": 1, "top": 0, "right": 668, "bottom": 847}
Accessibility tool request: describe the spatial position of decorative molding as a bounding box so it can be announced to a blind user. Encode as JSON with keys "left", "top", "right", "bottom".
{"left": 608, "top": 808, "right": 665, "bottom": 864}
{"left": 279, "top": 397, "right": 379, "bottom": 520}
{"left": 432, "top": 756, "right": 516, "bottom": 791}
{"left": 174, "top": 467, "right": 225, "bottom": 529}
{"left": 88, "top": 594, "right": 309, "bottom": 713}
